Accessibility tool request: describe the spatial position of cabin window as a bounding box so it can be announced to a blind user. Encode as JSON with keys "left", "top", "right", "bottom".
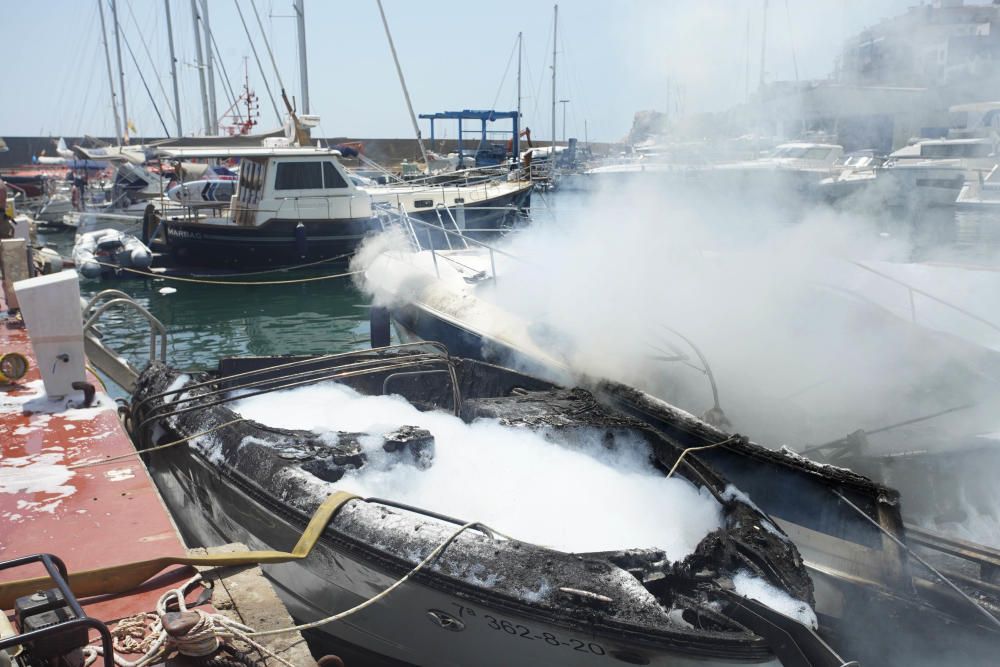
{"left": 323, "top": 162, "right": 348, "bottom": 189}
{"left": 274, "top": 162, "right": 323, "bottom": 190}
{"left": 414, "top": 199, "right": 434, "bottom": 208}
{"left": 453, "top": 197, "right": 465, "bottom": 204}
{"left": 921, "top": 143, "right": 991, "bottom": 158}
{"left": 802, "top": 148, "right": 832, "bottom": 160}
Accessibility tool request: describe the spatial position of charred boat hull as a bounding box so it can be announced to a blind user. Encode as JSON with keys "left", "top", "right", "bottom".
{"left": 373, "top": 300, "right": 1000, "bottom": 666}
{"left": 129, "top": 349, "right": 838, "bottom": 667}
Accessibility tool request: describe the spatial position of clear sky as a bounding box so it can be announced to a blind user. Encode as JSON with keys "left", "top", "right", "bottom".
{"left": 4, "top": 0, "right": 916, "bottom": 142}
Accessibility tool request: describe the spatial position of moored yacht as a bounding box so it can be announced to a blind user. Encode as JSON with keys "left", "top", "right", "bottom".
{"left": 152, "top": 145, "right": 532, "bottom": 270}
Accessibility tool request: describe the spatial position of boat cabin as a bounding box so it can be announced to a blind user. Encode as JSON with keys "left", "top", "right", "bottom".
{"left": 157, "top": 146, "right": 373, "bottom": 226}
{"left": 764, "top": 142, "right": 844, "bottom": 169}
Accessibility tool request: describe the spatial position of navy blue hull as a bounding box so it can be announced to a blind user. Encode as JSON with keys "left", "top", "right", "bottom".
{"left": 159, "top": 217, "right": 380, "bottom": 269}
{"left": 407, "top": 185, "right": 532, "bottom": 237}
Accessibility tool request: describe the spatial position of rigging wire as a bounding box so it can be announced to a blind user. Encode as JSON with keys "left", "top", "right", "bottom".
{"left": 489, "top": 34, "right": 520, "bottom": 113}
{"left": 124, "top": 0, "right": 177, "bottom": 127}
{"left": 74, "top": 41, "right": 105, "bottom": 137}
{"left": 52, "top": 3, "right": 97, "bottom": 132}
{"left": 233, "top": 0, "right": 282, "bottom": 124}
{"left": 117, "top": 24, "right": 171, "bottom": 136}
{"left": 784, "top": 0, "right": 799, "bottom": 82}
{"left": 208, "top": 28, "right": 241, "bottom": 127}
{"left": 249, "top": 0, "right": 288, "bottom": 94}
{"left": 530, "top": 15, "right": 553, "bottom": 125}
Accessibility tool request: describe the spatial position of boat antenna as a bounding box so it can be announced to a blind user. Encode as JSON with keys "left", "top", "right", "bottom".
{"left": 375, "top": 0, "right": 429, "bottom": 167}
{"left": 96, "top": 0, "right": 124, "bottom": 145}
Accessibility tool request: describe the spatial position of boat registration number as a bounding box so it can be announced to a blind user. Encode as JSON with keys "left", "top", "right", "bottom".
{"left": 450, "top": 603, "right": 607, "bottom": 657}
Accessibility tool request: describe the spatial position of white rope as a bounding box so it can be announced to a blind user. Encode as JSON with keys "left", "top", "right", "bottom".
{"left": 249, "top": 520, "right": 484, "bottom": 637}
{"left": 81, "top": 520, "right": 494, "bottom": 664}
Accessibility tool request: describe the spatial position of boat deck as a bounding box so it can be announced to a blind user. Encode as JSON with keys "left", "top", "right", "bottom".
{"left": 0, "top": 297, "right": 189, "bottom": 627}
{"left": 0, "top": 289, "right": 317, "bottom": 665}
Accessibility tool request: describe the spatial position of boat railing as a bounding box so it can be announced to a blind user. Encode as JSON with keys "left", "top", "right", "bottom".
{"left": 847, "top": 260, "right": 1000, "bottom": 337}
{"left": 400, "top": 164, "right": 524, "bottom": 187}
{"left": 373, "top": 203, "right": 524, "bottom": 284}
{"left": 132, "top": 342, "right": 464, "bottom": 435}
{"left": 82, "top": 289, "right": 167, "bottom": 368}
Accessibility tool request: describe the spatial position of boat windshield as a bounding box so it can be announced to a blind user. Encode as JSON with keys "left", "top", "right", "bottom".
{"left": 772, "top": 146, "right": 834, "bottom": 160}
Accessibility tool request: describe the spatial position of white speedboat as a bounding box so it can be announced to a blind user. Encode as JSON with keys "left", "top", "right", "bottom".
{"left": 818, "top": 152, "right": 965, "bottom": 208}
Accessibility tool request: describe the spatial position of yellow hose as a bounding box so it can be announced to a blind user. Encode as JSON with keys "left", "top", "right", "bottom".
{"left": 0, "top": 490, "right": 358, "bottom": 608}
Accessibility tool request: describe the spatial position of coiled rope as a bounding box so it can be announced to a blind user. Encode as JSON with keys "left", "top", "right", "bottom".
{"left": 82, "top": 574, "right": 296, "bottom": 667}
{"left": 79, "top": 520, "right": 487, "bottom": 664}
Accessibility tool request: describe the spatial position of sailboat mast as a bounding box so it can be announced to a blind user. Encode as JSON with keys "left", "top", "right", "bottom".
{"left": 551, "top": 4, "right": 557, "bottom": 153}
{"left": 164, "top": 0, "right": 183, "bottom": 136}
{"left": 516, "top": 31, "right": 522, "bottom": 121}
{"left": 190, "top": 0, "right": 210, "bottom": 134}
{"left": 97, "top": 0, "right": 123, "bottom": 145}
{"left": 375, "top": 0, "right": 429, "bottom": 166}
{"left": 200, "top": 0, "right": 218, "bottom": 134}
{"left": 111, "top": 0, "right": 129, "bottom": 141}
{"left": 294, "top": 0, "right": 310, "bottom": 114}
{"left": 759, "top": 0, "right": 768, "bottom": 89}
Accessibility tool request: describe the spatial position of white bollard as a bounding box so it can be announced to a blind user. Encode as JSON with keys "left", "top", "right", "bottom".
{"left": 13, "top": 270, "right": 86, "bottom": 399}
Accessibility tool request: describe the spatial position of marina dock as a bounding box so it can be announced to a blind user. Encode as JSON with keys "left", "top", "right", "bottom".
{"left": 0, "top": 288, "right": 317, "bottom": 666}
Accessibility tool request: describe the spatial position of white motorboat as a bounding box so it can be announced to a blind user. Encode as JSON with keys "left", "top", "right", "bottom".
{"left": 818, "top": 152, "right": 965, "bottom": 208}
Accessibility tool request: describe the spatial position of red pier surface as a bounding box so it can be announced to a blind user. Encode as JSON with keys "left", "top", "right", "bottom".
{"left": 0, "top": 296, "right": 194, "bottom": 633}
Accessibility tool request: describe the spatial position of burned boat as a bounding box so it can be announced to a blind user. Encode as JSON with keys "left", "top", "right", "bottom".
{"left": 356, "top": 222, "right": 1000, "bottom": 666}
{"left": 129, "top": 344, "right": 851, "bottom": 667}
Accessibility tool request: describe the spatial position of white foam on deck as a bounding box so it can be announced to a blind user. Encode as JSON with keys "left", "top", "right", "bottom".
{"left": 231, "top": 382, "right": 723, "bottom": 559}
{"left": 733, "top": 570, "right": 818, "bottom": 629}
{"left": 0, "top": 450, "right": 77, "bottom": 514}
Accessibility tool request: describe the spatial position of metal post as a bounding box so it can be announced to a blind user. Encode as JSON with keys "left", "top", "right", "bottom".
{"left": 559, "top": 99, "right": 569, "bottom": 142}
{"left": 294, "top": 0, "right": 310, "bottom": 114}
{"left": 200, "top": 0, "right": 217, "bottom": 134}
{"left": 164, "top": 0, "right": 183, "bottom": 136}
{"left": 111, "top": 0, "right": 130, "bottom": 142}
{"left": 97, "top": 0, "right": 123, "bottom": 145}
{"left": 190, "top": 0, "right": 210, "bottom": 134}
{"left": 376, "top": 0, "right": 429, "bottom": 166}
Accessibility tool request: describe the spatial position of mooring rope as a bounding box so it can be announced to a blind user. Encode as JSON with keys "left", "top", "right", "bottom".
{"left": 94, "top": 260, "right": 361, "bottom": 286}
{"left": 246, "top": 520, "right": 485, "bottom": 637}
{"left": 68, "top": 418, "right": 248, "bottom": 469}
